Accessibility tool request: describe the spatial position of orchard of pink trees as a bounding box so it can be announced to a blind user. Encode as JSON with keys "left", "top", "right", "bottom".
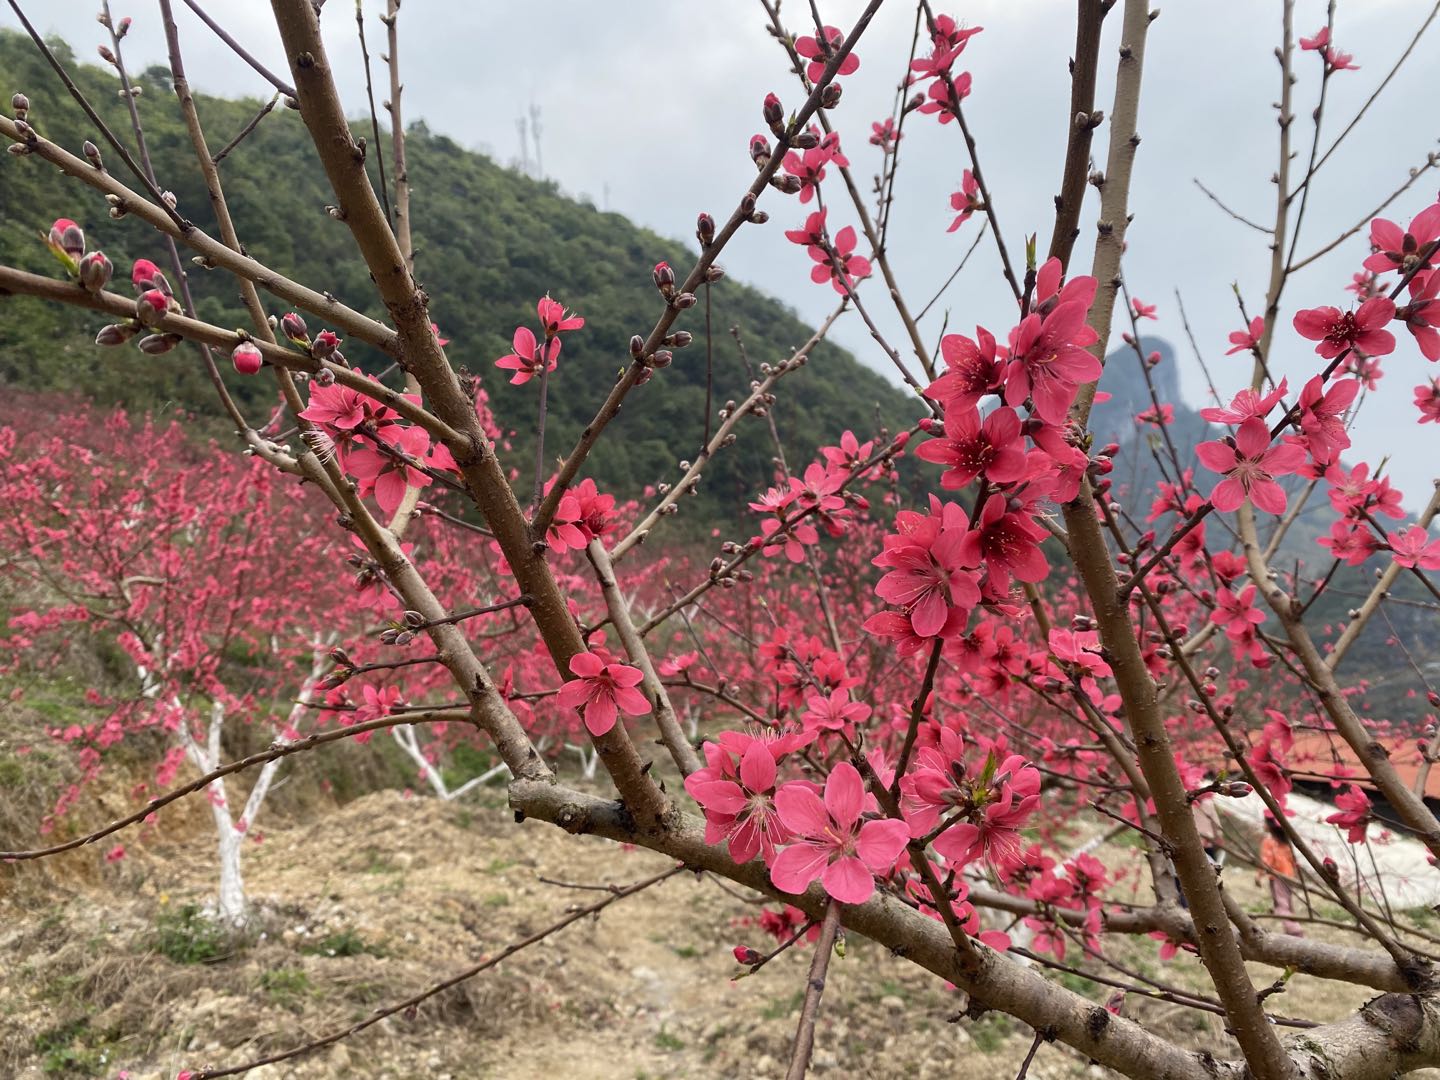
{"left": 3, "top": 1, "right": 1440, "bottom": 1077}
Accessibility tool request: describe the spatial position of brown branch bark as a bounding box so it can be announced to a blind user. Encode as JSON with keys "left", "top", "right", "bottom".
{"left": 267, "top": 0, "right": 669, "bottom": 827}
{"left": 1045, "top": 0, "right": 1107, "bottom": 266}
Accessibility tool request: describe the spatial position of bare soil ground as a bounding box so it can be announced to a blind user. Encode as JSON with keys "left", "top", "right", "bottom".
{"left": 3, "top": 787, "right": 1435, "bottom": 1080}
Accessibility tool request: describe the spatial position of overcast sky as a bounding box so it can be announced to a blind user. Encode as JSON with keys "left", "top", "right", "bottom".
{"left": 5, "top": 1, "right": 1436, "bottom": 505}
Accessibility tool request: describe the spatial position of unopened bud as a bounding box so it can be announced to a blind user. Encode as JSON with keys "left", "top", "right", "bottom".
{"left": 673, "top": 292, "right": 698, "bottom": 310}
{"left": 78, "top": 250, "right": 112, "bottom": 292}
{"left": 130, "top": 258, "right": 160, "bottom": 291}
{"left": 95, "top": 323, "right": 137, "bottom": 347}
{"left": 792, "top": 130, "right": 820, "bottom": 151}
{"left": 774, "top": 174, "right": 804, "bottom": 195}
{"left": 762, "top": 92, "right": 784, "bottom": 134}
{"left": 649, "top": 350, "right": 673, "bottom": 368}
{"left": 84, "top": 140, "right": 103, "bottom": 167}
{"left": 281, "top": 311, "right": 309, "bottom": 344}
{"left": 97, "top": 45, "right": 117, "bottom": 65}
{"left": 749, "top": 135, "right": 772, "bottom": 167}
{"left": 135, "top": 288, "right": 170, "bottom": 325}
{"left": 733, "top": 945, "right": 761, "bottom": 966}
{"left": 696, "top": 212, "right": 715, "bottom": 247}
{"left": 820, "top": 83, "right": 842, "bottom": 109}
{"left": 667, "top": 331, "right": 693, "bottom": 348}
{"left": 116, "top": 15, "right": 132, "bottom": 37}
{"left": 629, "top": 335, "right": 645, "bottom": 358}
{"left": 231, "top": 341, "right": 263, "bottom": 376}
{"left": 137, "top": 332, "right": 182, "bottom": 355}
{"left": 403, "top": 610, "right": 426, "bottom": 628}
{"left": 49, "top": 218, "right": 86, "bottom": 260}
{"left": 10, "top": 92, "right": 29, "bottom": 118}
{"left": 311, "top": 329, "right": 341, "bottom": 359}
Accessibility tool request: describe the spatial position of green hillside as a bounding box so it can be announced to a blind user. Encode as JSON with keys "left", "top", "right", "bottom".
{"left": 0, "top": 31, "right": 919, "bottom": 525}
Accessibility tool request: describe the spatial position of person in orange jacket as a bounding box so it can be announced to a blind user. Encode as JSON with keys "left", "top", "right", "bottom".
{"left": 1257, "top": 815, "right": 1304, "bottom": 936}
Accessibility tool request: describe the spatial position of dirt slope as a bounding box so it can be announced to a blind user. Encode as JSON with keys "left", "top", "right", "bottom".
{"left": 2, "top": 789, "right": 1430, "bottom": 1079}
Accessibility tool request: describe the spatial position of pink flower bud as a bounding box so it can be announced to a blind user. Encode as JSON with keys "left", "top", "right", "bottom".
{"left": 733, "top": 945, "right": 761, "bottom": 966}
{"left": 652, "top": 261, "right": 675, "bottom": 292}
{"left": 763, "top": 92, "right": 785, "bottom": 134}
{"left": 696, "top": 212, "right": 715, "bottom": 247}
{"left": 95, "top": 322, "right": 137, "bottom": 347}
{"left": 97, "top": 44, "right": 117, "bottom": 65}
{"left": 116, "top": 15, "right": 132, "bottom": 37}
{"left": 11, "top": 92, "right": 29, "bottom": 117}
{"left": 231, "top": 341, "right": 264, "bottom": 375}
{"left": 749, "top": 134, "right": 772, "bottom": 166}
{"left": 78, "top": 250, "right": 113, "bottom": 292}
{"left": 821, "top": 82, "right": 842, "bottom": 109}
{"left": 130, "top": 257, "right": 161, "bottom": 291}
{"left": 137, "top": 332, "right": 182, "bottom": 355}
{"left": 311, "top": 329, "right": 341, "bottom": 359}
{"left": 281, "top": 311, "right": 310, "bottom": 344}
{"left": 135, "top": 289, "right": 170, "bottom": 325}
{"left": 48, "top": 217, "right": 85, "bottom": 260}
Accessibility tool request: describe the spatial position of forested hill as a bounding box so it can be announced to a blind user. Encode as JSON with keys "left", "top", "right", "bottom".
{"left": 0, "top": 31, "right": 919, "bottom": 525}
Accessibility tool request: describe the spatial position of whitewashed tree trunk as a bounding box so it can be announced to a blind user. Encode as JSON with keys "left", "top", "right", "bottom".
{"left": 159, "top": 638, "right": 332, "bottom": 927}
{"left": 391, "top": 723, "right": 515, "bottom": 798}
{"left": 569, "top": 742, "right": 600, "bottom": 780}
{"left": 177, "top": 700, "right": 248, "bottom": 926}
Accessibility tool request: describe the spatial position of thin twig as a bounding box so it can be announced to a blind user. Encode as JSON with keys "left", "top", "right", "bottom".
{"left": 211, "top": 93, "right": 279, "bottom": 165}
{"left": 355, "top": 0, "right": 392, "bottom": 224}
{"left": 179, "top": 0, "right": 297, "bottom": 98}
{"left": 784, "top": 899, "right": 842, "bottom": 1080}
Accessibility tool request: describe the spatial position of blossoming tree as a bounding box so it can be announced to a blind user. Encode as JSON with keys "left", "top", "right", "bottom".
{"left": 3, "top": 0, "right": 1440, "bottom": 1077}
